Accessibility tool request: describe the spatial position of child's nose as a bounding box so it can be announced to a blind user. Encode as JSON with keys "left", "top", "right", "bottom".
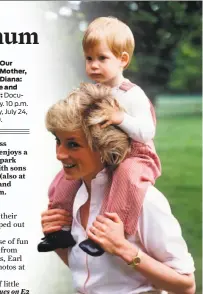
{"left": 91, "top": 60, "right": 99, "bottom": 69}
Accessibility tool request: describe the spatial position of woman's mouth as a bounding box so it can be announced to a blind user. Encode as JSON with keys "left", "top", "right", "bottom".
{"left": 63, "top": 163, "right": 76, "bottom": 169}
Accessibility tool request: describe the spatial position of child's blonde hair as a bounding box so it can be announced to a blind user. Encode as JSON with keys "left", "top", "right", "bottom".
{"left": 83, "top": 17, "right": 135, "bottom": 68}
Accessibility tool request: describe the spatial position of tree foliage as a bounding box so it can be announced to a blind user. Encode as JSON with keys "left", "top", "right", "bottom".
{"left": 79, "top": 1, "right": 202, "bottom": 101}
{"left": 44, "top": 1, "right": 202, "bottom": 101}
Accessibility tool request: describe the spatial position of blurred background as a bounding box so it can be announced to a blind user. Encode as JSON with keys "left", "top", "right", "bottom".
{"left": 37, "top": 1, "right": 202, "bottom": 293}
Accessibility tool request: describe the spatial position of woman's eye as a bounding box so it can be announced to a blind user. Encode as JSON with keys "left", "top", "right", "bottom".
{"left": 55, "top": 137, "right": 60, "bottom": 145}
{"left": 67, "top": 141, "right": 79, "bottom": 149}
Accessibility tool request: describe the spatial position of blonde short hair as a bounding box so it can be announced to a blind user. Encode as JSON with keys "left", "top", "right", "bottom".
{"left": 46, "top": 83, "right": 131, "bottom": 167}
{"left": 83, "top": 17, "right": 135, "bottom": 68}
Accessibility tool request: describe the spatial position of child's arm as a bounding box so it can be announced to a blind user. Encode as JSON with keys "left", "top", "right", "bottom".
{"left": 101, "top": 86, "right": 155, "bottom": 143}
{"left": 118, "top": 110, "right": 155, "bottom": 143}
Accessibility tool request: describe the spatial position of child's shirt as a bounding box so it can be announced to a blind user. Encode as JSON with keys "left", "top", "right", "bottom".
{"left": 112, "top": 82, "right": 155, "bottom": 143}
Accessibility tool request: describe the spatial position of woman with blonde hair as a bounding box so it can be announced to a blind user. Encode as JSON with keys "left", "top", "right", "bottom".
{"left": 41, "top": 83, "right": 195, "bottom": 294}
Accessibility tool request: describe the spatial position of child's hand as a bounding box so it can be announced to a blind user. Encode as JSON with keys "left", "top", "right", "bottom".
{"left": 100, "top": 109, "right": 124, "bottom": 128}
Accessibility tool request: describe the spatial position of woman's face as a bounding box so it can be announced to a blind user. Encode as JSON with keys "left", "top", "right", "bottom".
{"left": 54, "top": 129, "right": 103, "bottom": 184}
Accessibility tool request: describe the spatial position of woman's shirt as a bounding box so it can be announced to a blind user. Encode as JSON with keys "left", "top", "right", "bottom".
{"left": 68, "top": 169, "right": 195, "bottom": 294}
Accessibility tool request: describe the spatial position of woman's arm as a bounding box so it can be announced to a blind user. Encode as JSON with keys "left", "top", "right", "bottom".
{"left": 41, "top": 208, "right": 72, "bottom": 266}
{"left": 55, "top": 248, "right": 69, "bottom": 266}
{"left": 117, "top": 239, "right": 195, "bottom": 294}
{"left": 88, "top": 211, "right": 195, "bottom": 294}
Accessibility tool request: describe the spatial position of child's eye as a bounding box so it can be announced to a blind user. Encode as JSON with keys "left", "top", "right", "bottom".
{"left": 66, "top": 141, "right": 80, "bottom": 149}
{"left": 99, "top": 56, "right": 106, "bottom": 61}
{"left": 86, "top": 56, "right": 92, "bottom": 61}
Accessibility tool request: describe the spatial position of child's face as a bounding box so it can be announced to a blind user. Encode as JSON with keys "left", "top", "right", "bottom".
{"left": 84, "top": 41, "right": 124, "bottom": 87}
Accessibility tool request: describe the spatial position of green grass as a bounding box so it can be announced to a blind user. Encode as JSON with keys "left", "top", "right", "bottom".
{"left": 155, "top": 97, "right": 202, "bottom": 293}
{"left": 156, "top": 96, "right": 202, "bottom": 117}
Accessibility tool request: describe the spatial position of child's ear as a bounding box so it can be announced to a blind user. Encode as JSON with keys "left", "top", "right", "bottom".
{"left": 121, "top": 52, "right": 129, "bottom": 68}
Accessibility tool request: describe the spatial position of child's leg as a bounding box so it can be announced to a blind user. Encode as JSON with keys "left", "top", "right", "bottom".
{"left": 48, "top": 169, "right": 81, "bottom": 212}
{"left": 101, "top": 141, "right": 161, "bottom": 235}
{"left": 101, "top": 157, "right": 158, "bottom": 235}
{"left": 79, "top": 141, "right": 161, "bottom": 255}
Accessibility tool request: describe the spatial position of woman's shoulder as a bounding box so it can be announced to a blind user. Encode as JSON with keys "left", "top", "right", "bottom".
{"left": 138, "top": 185, "right": 183, "bottom": 244}
{"left": 137, "top": 186, "right": 195, "bottom": 274}
{"left": 143, "top": 186, "right": 172, "bottom": 214}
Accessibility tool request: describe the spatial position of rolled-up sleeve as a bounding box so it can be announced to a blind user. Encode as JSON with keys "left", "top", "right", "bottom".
{"left": 137, "top": 186, "right": 195, "bottom": 274}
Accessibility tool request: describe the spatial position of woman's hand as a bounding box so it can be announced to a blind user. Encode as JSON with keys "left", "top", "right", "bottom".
{"left": 87, "top": 212, "right": 127, "bottom": 255}
{"left": 41, "top": 208, "right": 72, "bottom": 234}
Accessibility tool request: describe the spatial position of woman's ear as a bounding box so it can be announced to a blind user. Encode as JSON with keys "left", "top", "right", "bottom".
{"left": 121, "top": 52, "right": 129, "bottom": 68}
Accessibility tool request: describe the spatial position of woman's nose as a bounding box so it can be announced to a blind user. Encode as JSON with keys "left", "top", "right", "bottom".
{"left": 56, "top": 145, "right": 69, "bottom": 161}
